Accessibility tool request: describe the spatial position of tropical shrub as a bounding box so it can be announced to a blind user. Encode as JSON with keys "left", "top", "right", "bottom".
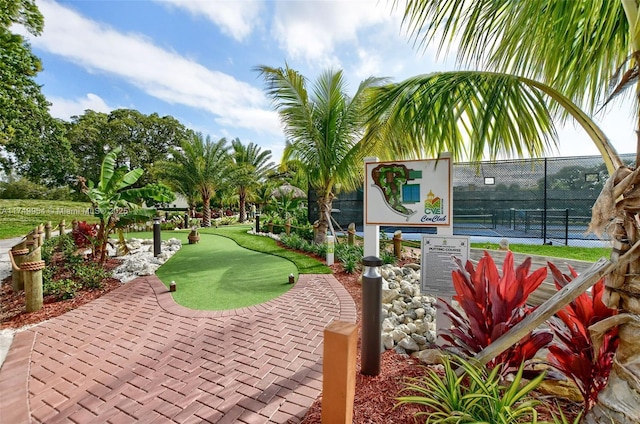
{"left": 74, "top": 261, "right": 108, "bottom": 289}
{"left": 72, "top": 221, "right": 98, "bottom": 250}
{"left": 380, "top": 249, "right": 397, "bottom": 265}
{"left": 546, "top": 262, "right": 618, "bottom": 410}
{"left": 441, "top": 251, "right": 553, "bottom": 374}
{"left": 396, "top": 355, "right": 546, "bottom": 423}
{"left": 43, "top": 278, "right": 82, "bottom": 300}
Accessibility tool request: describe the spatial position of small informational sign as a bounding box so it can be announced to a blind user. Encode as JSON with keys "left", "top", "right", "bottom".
{"left": 365, "top": 158, "right": 451, "bottom": 227}
{"left": 420, "top": 235, "right": 469, "bottom": 296}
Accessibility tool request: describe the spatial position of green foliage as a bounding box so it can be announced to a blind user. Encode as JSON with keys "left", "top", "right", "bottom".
{"left": 43, "top": 278, "right": 81, "bottom": 300}
{"left": 40, "top": 235, "right": 58, "bottom": 264}
{"left": 142, "top": 183, "right": 176, "bottom": 208}
{"left": 73, "top": 261, "right": 107, "bottom": 289}
{"left": 66, "top": 109, "right": 189, "bottom": 188}
{"left": 396, "top": 355, "right": 546, "bottom": 424}
{"left": 155, "top": 133, "right": 230, "bottom": 227}
{"left": 0, "top": 178, "right": 73, "bottom": 200}
{"left": 256, "top": 64, "right": 390, "bottom": 243}
{"left": 335, "top": 243, "right": 363, "bottom": 273}
{"left": 380, "top": 249, "right": 397, "bottom": 265}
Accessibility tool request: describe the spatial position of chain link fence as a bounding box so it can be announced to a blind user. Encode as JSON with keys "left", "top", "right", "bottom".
{"left": 309, "top": 154, "right": 635, "bottom": 247}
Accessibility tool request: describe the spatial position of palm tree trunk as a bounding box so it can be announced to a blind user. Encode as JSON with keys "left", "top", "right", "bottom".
{"left": 239, "top": 193, "right": 246, "bottom": 223}
{"left": 314, "top": 193, "right": 334, "bottom": 244}
{"left": 584, "top": 118, "right": 640, "bottom": 423}
{"left": 202, "top": 195, "right": 211, "bottom": 227}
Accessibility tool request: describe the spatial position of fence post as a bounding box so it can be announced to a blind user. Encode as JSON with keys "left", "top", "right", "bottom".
{"left": 347, "top": 223, "right": 356, "bottom": 246}
{"left": 10, "top": 240, "right": 28, "bottom": 291}
{"left": 285, "top": 219, "right": 291, "bottom": 236}
{"left": 37, "top": 224, "right": 45, "bottom": 247}
{"left": 22, "top": 247, "right": 45, "bottom": 312}
{"left": 393, "top": 230, "right": 403, "bottom": 259}
{"left": 321, "top": 321, "right": 358, "bottom": 423}
{"left": 45, "top": 221, "right": 52, "bottom": 240}
{"left": 565, "top": 208, "right": 569, "bottom": 246}
{"left": 59, "top": 219, "right": 66, "bottom": 236}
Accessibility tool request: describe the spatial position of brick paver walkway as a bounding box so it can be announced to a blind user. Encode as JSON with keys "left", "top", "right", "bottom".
{"left": 0, "top": 274, "right": 356, "bottom": 423}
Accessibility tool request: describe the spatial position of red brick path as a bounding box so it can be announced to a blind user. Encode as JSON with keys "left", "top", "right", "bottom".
{"left": 0, "top": 274, "right": 356, "bottom": 423}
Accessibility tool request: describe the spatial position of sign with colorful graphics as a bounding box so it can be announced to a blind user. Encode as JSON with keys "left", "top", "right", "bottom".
{"left": 420, "top": 235, "right": 469, "bottom": 296}
{"left": 365, "top": 158, "right": 451, "bottom": 226}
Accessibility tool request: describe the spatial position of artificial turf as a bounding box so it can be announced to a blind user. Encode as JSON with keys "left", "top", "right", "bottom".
{"left": 126, "top": 224, "right": 329, "bottom": 310}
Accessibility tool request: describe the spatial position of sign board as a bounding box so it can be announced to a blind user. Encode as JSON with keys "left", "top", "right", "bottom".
{"left": 365, "top": 158, "right": 451, "bottom": 227}
{"left": 420, "top": 235, "right": 469, "bottom": 296}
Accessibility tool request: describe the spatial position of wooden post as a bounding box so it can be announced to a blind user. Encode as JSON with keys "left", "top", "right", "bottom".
{"left": 37, "top": 224, "right": 45, "bottom": 246}
{"left": 10, "top": 240, "right": 28, "bottom": 291}
{"left": 72, "top": 219, "right": 78, "bottom": 231}
{"left": 268, "top": 221, "right": 274, "bottom": 234}
{"left": 26, "top": 230, "right": 36, "bottom": 251}
{"left": 393, "top": 230, "right": 403, "bottom": 259}
{"left": 59, "top": 220, "right": 66, "bottom": 237}
{"left": 313, "top": 220, "right": 319, "bottom": 241}
{"left": 285, "top": 220, "right": 291, "bottom": 235}
{"left": 21, "top": 247, "right": 45, "bottom": 312}
{"left": 322, "top": 321, "right": 358, "bottom": 424}
{"left": 45, "top": 221, "right": 52, "bottom": 240}
{"left": 347, "top": 223, "right": 356, "bottom": 246}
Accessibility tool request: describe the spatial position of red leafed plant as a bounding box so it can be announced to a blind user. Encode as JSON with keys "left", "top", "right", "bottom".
{"left": 72, "top": 221, "right": 98, "bottom": 249}
{"left": 441, "top": 251, "right": 553, "bottom": 373}
{"left": 546, "top": 262, "right": 618, "bottom": 411}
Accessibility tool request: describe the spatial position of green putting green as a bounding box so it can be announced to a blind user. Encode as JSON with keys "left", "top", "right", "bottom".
{"left": 156, "top": 232, "right": 296, "bottom": 310}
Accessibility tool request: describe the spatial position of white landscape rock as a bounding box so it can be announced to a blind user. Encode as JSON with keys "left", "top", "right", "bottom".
{"left": 378, "top": 263, "right": 439, "bottom": 359}
{"left": 111, "top": 237, "right": 182, "bottom": 283}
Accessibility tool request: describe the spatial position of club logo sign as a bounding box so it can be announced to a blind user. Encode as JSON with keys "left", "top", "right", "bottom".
{"left": 366, "top": 158, "right": 451, "bottom": 227}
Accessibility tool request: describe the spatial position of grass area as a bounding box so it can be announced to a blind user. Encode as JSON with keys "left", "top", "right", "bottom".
{"left": 470, "top": 242, "right": 610, "bottom": 262}
{"left": 153, "top": 230, "right": 297, "bottom": 310}
{"left": 202, "top": 225, "right": 331, "bottom": 274}
{"left": 127, "top": 226, "right": 330, "bottom": 274}
{"left": 0, "top": 199, "right": 98, "bottom": 239}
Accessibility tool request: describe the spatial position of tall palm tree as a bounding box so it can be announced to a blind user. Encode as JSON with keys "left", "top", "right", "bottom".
{"left": 366, "top": 1, "right": 640, "bottom": 421}
{"left": 229, "top": 138, "right": 275, "bottom": 223}
{"left": 156, "top": 133, "right": 229, "bottom": 227}
{"left": 256, "top": 65, "right": 388, "bottom": 243}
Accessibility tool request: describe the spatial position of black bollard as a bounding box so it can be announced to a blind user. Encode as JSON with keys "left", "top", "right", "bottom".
{"left": 361, "top": 255, "right": 383, "bottom": 376}
{"left": 255, "top": 214, "right": 261, "bottom": 233}
{"left": 153, "top": 217, "right": 161, "bottom": 257}
{"left": 184, "top": 213, "right": 189, "bottom": 229}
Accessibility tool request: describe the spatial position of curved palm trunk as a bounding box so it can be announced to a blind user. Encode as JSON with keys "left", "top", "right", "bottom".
{"left": 314, "top": 193, "right": 334, "bottom": 244}
{"left": 584, "top": 120, "right": 640, "bottom": 423}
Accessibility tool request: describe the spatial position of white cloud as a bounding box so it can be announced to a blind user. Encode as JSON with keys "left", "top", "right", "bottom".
{"left": 157, "top": 0, "right": 263, "bottom": 42}
{"left": 28, "top": 0, "right": 281, "bottom": 136}
{"left": 48, "top": 93, "right": 113, "bottom": 119}
{"left": 271, "top": 0, "right": 393, "bottom": 65}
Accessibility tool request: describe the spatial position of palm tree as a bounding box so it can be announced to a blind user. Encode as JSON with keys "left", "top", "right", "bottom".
{"left": 229, "top": 138, "right": 275, "bottom": 223}
{"left": 366, "top": 1, "right": 639, "bottom": 421}
{"left": 156, "top": 133, "right": 229, "bottom": 227}
{"left": 256, "top": 65, "right": 388, "bottom": 243}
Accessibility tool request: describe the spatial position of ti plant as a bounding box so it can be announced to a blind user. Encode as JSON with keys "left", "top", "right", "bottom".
{"left": 546, "top": 262, "right": 618, "bottom": 411}
{"left": 396, "top": 354, "right": 546, "bottom": 423}
{"left": 441, "top": 251, "right": 553, "bottom": 374}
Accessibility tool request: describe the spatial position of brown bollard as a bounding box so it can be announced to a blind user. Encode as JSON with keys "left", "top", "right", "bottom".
{"left": 347, "top": 223, "right": 356, "bottom": 246}
{"left": 21, "top": 247, "right": 45, "bottom": 312}
{"left": 393, "top": 230, "right": 403, "bottom": 259}
{"left": 322, "top": 321, "right": 358, "bottom": 424}
{"left": 285, "top": 220, "right": 291, "bottom": 235}
{"left": 45, "top": 221, "right": 52, "bottom": 240}
{"left": 10, "top": 240, "right": 28, "bottom": 291}
{"left": 59, "top": 220, "right": 66, "bottom": 237}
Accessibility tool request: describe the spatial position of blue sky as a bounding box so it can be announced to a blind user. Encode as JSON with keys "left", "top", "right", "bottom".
{"left": 18, "top": 0, "right": 638, "bottom": 163}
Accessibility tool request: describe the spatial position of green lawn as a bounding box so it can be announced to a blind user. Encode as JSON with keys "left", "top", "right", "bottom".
{"left": 0, "top": 199, "right": 98, "bottom": 239}
{"left": 155, "top": 231, "right": 297, "bottom": 310}
{"left": 126, "top": 225, "right": 329, "bottom": 310}
{"left": 470, "top": 242, "right": 611, "bottom": 262}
